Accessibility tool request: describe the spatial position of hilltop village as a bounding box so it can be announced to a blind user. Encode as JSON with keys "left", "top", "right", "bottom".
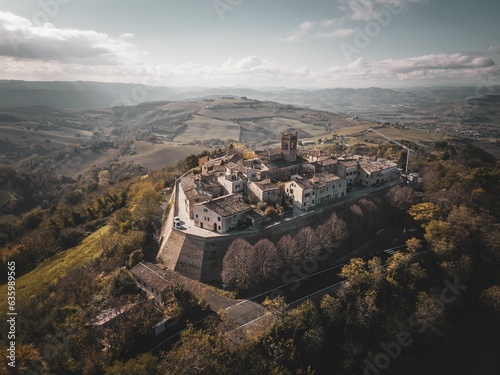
{"left": 178, "top": 132, "right": 400, "bottom": 234}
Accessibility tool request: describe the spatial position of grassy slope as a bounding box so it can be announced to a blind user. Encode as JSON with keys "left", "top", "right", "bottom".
{"left": 0, "top": 226, "right": 109, "bottom": 313}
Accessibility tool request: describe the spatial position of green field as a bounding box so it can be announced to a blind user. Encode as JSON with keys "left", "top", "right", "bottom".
{"left": 0, "top": 226, "right": 109, "bottom": 313}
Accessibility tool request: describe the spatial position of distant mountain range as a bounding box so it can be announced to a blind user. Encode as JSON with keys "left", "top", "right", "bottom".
{"left": 1, "top": 80, "right": 498, "bottom": 114}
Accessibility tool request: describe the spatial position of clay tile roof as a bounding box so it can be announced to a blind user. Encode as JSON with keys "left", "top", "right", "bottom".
{"left": 200, "top": 194, "right": 251, "bottom": 217}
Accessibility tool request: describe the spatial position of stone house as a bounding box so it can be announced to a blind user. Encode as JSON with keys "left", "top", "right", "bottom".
{"left": 193, "top": 194, "right": 253, "bottom": 233}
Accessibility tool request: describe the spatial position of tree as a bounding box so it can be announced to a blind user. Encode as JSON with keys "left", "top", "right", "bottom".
{"left": 480, "top": 285, "right": 500, "bottom": 313}
{"left": 339, "top": 258, "right": 370, "bottom": 287}
{"left": 277, "top": 235, "right": 302, "bottom": 266}
{"left": 58, "top": 264, "right": 97, "bottom": 308}
{"left": 316, "top": 213, "right": 348, "bottom": 249}
{"left": 386, "top": 185, "right": 415, "bottom": 222}
{"left": 415, "top": 291, "right": 445, "bottom": 334}
{"left": 253, "top": 239, "right": 282, "bottom": 282}
{"left": 264, "top": 206, "right": 278, "bottom": 221}
{"left": 295, "top": 227, "right": 320, "bottom": 260}
{"left": 222, "top": 238, "right": 255, "bottom": 290}
{"left": 128, "top": 249, "right": 144, "bottom": 268}
{"left": 106, "top": 353, "right": 160, "bottom": 375}
{"left": 408, "top": 202, "right": 441, "bottom": 225}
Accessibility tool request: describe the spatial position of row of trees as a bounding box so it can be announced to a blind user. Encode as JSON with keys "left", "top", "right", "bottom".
{"left": 222, "top": 211, "right": 349, "bottom": 291}
{"left": 222, "top": 183, "right": 416, "bottom": 291}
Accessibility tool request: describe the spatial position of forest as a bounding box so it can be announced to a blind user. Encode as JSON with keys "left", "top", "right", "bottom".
{"left": 0, "top": 141, "right": 498, "bottom": 374}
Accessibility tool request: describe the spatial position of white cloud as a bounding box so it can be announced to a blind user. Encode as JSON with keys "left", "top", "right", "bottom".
{"left": 282, "top": 21, "right": 315, "bottom": 42}
{"left": 380, "top": 53, "right": 495, "bottom": 73}
{"left": 0, "top": 11, "right": 142, "bottom": 64}
{"left": 281, "top": 16, "right": 353, "bottom": 42}
{"left": 339, "top": 0, "right": 426, "bottom": 21}
{"left": 119, "top": 33, "right": 135, "bottom": 39}
{"left": 316, "top": 28, "right": 356, "bottom": 39}
{"left": 485, "top": 46, "right": 500, "bottom": 55}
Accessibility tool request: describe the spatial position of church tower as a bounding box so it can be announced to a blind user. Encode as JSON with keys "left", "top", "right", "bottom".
{"left": 281, "top": 131, "right": 298, "bottom": 162}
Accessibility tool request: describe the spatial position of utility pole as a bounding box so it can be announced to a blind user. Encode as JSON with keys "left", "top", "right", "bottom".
{"left": 366, "top": 128, "right": 415, "bottom": 175}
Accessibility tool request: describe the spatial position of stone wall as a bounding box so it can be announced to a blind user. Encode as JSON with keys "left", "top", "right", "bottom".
{"left": 157, "top": 187, "right": 391, "bottom": 282}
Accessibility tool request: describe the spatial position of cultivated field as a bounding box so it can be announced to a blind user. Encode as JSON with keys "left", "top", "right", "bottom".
{"left": 335, "top": 124, "right": 451, "bottom": 146}
{"left": 0, "top": 123, "right": 92, "bottom": 147}
{"left": 175, "top": 115, "right": 241, "bottom": 143}
{"left": 123, "top": 141, "right": 206, "bottom": 170}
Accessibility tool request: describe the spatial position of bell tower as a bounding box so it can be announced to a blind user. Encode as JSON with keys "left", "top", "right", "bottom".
{"left": 281, "top": 131, "right": 298, "bottom": 162}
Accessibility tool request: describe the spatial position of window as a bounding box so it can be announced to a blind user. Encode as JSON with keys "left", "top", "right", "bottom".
{"left": 204, "top": 208, "right": 208, "bottom": 213}
{"left": 218, "top": 226, "right": 221, "bottom": 231}
{"left": 305, "top": 193, "right": 310, "bottom": 197}
{"left": 218, "top": 217, "right": 221, "bottom": 221}
{"left": 195, "top": 214, "right": 198, "bottom": 218}
{"left": 312, "top": 200, "right": 315, "bottom": 204}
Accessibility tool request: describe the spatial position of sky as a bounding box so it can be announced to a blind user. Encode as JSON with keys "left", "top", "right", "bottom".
{"left": 0, "top": 0, "right": 499, "bottom": 88}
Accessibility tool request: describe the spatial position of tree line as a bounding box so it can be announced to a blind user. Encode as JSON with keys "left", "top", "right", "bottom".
{"left": 222, "top": 184, "right": 416, "bottom": 292}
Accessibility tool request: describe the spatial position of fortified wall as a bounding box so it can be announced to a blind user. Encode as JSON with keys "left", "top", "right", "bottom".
{"left": 156, "top": 183, "right": 386, "bottom": 282}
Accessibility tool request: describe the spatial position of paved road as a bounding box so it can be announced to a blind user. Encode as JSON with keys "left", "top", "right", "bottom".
{"left": 150, "top": 243, "right": 409, "bottom": 352}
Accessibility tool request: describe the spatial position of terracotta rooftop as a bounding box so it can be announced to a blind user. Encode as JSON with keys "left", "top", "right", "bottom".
{"left": 199, "top": 194, "right": 252, "bottom": 217}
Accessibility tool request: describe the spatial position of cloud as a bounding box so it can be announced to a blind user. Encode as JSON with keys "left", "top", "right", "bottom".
{"left": 282, "top": 21, "right": 315, "bottom": 42}
{"left": 485, "top": 46, "right": 500, "bottom": 55}
{"left": 380, "top": 54, "right": 495, "bottom": 73}
{"left": 316, "top": 28, "right": 356, "bottom": 39}
{"left": 281, "top": 16, "right": 353, "bottom": 42}
{"left": 119, "top": 33, "right": 135, "bottom": 39}
{"left": 339, "top": 0, "right": 426, "bottom": 21}
{"left": 0, "top": 11, "right": 142, "bottom": 64}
